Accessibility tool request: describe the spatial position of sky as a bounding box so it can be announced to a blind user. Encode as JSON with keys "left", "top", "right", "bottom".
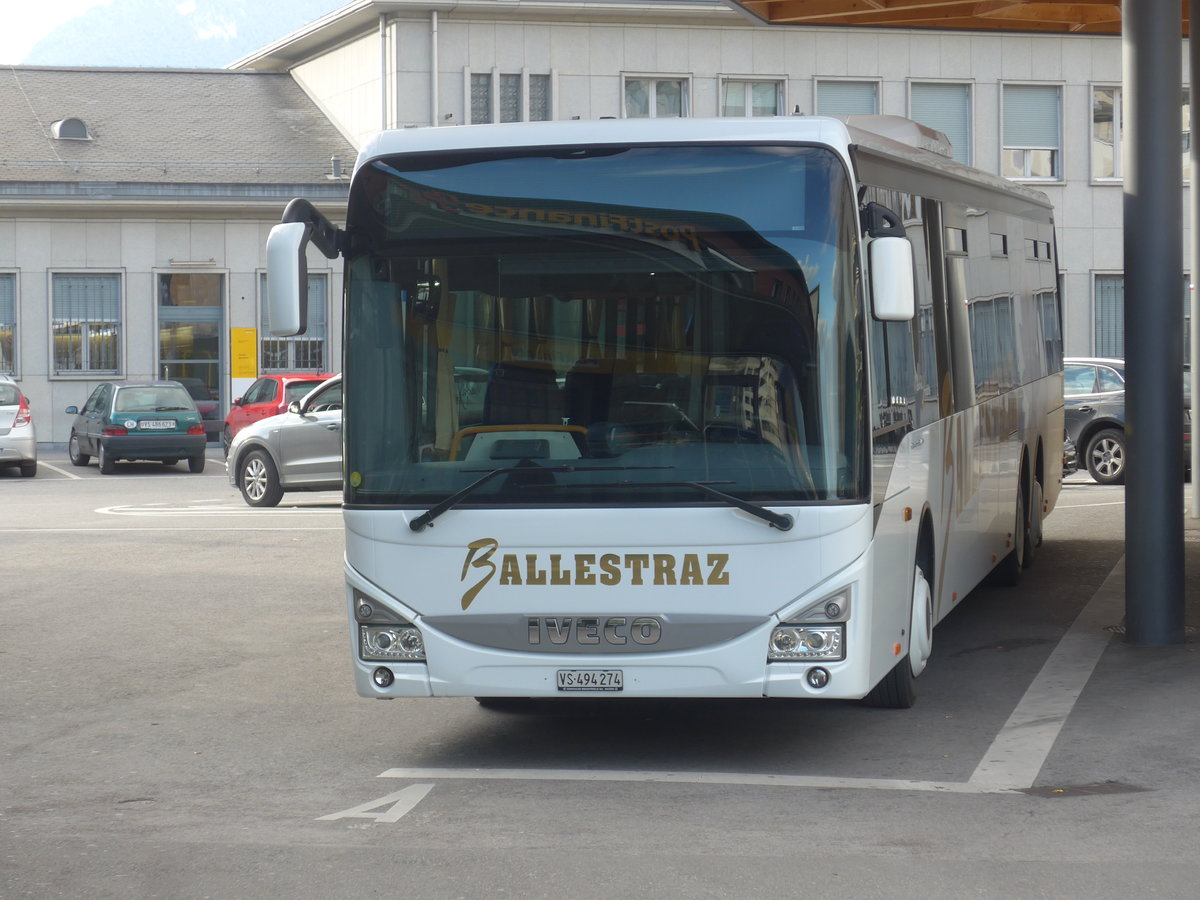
{"left": 0, "top": 0, "right": 342, "bottom": 68}
{"left": 0, "top": 1, "right": 112, "bottom": 64}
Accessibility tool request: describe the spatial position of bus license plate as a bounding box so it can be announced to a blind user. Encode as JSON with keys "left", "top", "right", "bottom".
{"left": 556, "top": 669, "right": 623, "bottom": 692}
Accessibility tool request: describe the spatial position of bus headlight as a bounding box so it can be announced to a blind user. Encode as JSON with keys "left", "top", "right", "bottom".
{"left": 360, "top": 624, "right": 426, "bottom": 661}
{"left": 767, "top": 624, "right": 844, "bottom": 661}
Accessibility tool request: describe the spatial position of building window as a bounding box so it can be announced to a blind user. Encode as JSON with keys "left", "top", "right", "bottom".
{"left": 500, "top": 73, "right": 522, "bottom": 123}
{"left": 721, "top": 79, "right": 784, "bottom": 117}
{"left": 470, "top": 72, "right": 493, "bottom": 124}
{"left": 624, "top": 77, "right": 687, "bottom": 118}
{"left": 529, "top": 74, "right": 551, "bottom": 122}
{"left": 1002, "top": 84, "right": 1062, "bottom": 179}
{"left": 260, "top": 273, "right": 327, "bottom": 371}
{"left": 1094, "top": 273, "right": 1191, "bottom": 358}
{"left": 1092, "top": 86, "right": 1191, "bottom": 182}
{"left": 816, "top": 80, "right": 878, "bottom": 116}
{"left": 468, "top": 70, "right": 554, "bottom": 124}
{"left": 51, "top": 273, "right": 120, "bottom": 374}
{"left": 910, "top": 82, "right": 971, "bottom": 164}
{"left": 0, "top": 274, "right": 14, "bottom": 374}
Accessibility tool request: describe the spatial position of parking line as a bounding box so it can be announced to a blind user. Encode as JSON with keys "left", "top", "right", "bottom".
{"left": 967, "top": 557, "right": 1123, "bottom": 790}
{"left": 36, "top": 460, "right": 82, "bottom": 480}
{"left": 376, "top": 557, "right": 1127, "bottom": 798}
{"left": 378, "top": 767, "right": 1013, "bottom": 794}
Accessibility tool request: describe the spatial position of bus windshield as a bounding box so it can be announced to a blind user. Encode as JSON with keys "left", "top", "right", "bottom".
{"left": 343, "top": 143, "right": 867, "bottom": 508}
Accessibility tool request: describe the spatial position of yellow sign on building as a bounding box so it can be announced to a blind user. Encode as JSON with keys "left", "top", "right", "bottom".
{"left": 231, "top": 328, "right": 258, "bottom": 379}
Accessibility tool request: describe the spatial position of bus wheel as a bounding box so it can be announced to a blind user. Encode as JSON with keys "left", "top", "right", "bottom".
{"left": 864, "top": 560, "right": 932, "bottom": 708}
{"left": 1024, "top": 477, "right": 1043, "bottom": 563}
{"left": 995, "top": 482, "right": 1026, "bottom": 586}
{"left": 475, "top": 697, "right": 532, "bottom": 712}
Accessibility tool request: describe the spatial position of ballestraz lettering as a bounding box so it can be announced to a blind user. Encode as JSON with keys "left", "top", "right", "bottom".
{"left": 460, "top": 538, "right": 730, "bottom": 610}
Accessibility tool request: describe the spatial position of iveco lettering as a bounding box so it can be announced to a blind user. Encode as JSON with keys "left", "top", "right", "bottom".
{"left": 266, "top": 116, "right": 1063, "bottom": 707}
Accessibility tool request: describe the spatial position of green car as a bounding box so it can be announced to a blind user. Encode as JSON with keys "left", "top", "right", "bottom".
{"left": 66, "top": 381, "right": 208, "bottom": 474}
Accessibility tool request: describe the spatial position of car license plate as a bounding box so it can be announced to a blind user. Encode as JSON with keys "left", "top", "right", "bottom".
{"left": 556, "top": 669, "right": 623, "bottom": 692}
{"left": 139, "top": 420, "right": 174, "bottom": 430}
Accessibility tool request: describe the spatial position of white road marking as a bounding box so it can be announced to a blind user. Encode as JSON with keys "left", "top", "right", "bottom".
{"left": 968, "top": 557, "right": 1123, "bottom": 790}
{"left": 317, "top": 784, "right": 436, "bottom": 822}
{"left": 375, "top": 556, "right": 1129, "bottom": 797}
{"left": 95, "top": 503, "right": 341, "bottom": 516}
{"left": 0, "top": 526, "right": 342, "bottom": 533}
{"left": 1055, "top": 500, "right": 1126, "bottom": 509}
{"left": 378, "top": 767, "right": 1014, "bottom": 794}
{"left": 36, "top": 460, "right": 82, "bottom": 480}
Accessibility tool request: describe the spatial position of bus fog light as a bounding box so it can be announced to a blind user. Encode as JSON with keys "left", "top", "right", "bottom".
{"left": 767, "top": 625, "right": 844, "bottom": 661}
{"left": 361, "top": 624, "right": 426, "bottom": 661}
{"left": 806, "top": 667, "right": 830, "bottom": 689}
{"left": 372, "top": 667, "right": 395, "bottom": 688}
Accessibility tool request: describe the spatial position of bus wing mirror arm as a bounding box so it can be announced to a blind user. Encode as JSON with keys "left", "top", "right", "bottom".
{"left": 265, "top": 199, "right": 346, "bottom": 337}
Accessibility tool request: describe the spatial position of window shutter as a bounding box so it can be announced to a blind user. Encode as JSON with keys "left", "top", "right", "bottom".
{"left": 1094, "top": 275, "right": 1124, "bottom": 357}
{"left": 817, "top": 81, "right": 877, "bottom": 116}
{"left": 1004, "top": 84, "right": 1061, "bottom": 147}
{"left": 0, "top": 274, "right": 13, "bottom": 324}
{"left": 911, "top": 82, "right": 971, "bottom": 164}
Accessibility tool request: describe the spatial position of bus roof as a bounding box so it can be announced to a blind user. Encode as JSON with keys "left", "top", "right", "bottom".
{"left": 355, "top": 115, "right": 1053, "bottom": 212}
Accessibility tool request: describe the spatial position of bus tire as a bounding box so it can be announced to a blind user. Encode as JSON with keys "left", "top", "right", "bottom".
{"left": 1023, "top": 476, "right": 1043, "bottom": 566}
{"left": 864, "top": 559, "right": 932, "bottom": 709}
{"left": 995, "top": 481, "right": 1026, "bottom": 586}
{"left": 475, "top": 697, "right": 532, "bottom": 712}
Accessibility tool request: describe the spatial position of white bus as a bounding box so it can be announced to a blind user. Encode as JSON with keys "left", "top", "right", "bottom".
{"left": 267, "top": 115, "right": 1063, "bottom": 708}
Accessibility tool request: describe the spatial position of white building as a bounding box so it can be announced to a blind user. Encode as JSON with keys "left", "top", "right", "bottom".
{"left": 6, "top": 1, "right": 1186, "bottom": 446}
{"left": 234, "top": 0, "right": 1193, "bottom": 362}
{"left": 0, "top": 67, "right": 355, "bottom": 443}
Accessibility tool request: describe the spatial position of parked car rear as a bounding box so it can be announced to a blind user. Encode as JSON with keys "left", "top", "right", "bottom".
{"left": 0, "top": 375, "right": 37, "bottom": 477}
{"left": 66, "top": 381, "right": 208, "bottom": 474}
{"left": 223, "top": 372, "right": 335, "bottom": 456}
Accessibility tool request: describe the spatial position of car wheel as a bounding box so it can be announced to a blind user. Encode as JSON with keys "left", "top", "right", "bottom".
{"left": 68, "top": 432, "right": 90, "bottom": 467}
{"left": 222, "top": 425, "right": 233, "bottom": 459}
{"left": 1086, "top": 428, "right": 1126, "bottom": 485}
{"left": 188, "top": 454, "right": 206, "bottom": 474}
{"left": 238, "top": 449, "right": 283, "bottom": 507}
{"left": 98, "top": 442, "right": 115, "bottom": 475}
{"left": 19, "top": 460, "right": 36, "bottom": 478}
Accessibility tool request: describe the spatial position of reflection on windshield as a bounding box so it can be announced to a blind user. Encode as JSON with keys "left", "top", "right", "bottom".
{"left": 344, "top": 144, "right": 867, "bottom": 508}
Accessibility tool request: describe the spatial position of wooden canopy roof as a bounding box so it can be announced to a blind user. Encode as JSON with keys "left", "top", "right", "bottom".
{"left": 729, "top": 0, "right": 1189, "bottom": 36}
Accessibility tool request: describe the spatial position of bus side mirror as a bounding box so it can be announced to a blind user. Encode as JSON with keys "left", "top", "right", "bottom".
{"left": 869, "top": 236, "right": 916, "bottom": 322}
{"left": 265, "top": 198, "right": 344, "bottom": 337}
{"left": 266, "top": 222, "right": 310, "bottom": 337}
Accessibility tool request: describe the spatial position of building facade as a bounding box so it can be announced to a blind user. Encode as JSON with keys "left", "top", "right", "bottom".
{"left": 0, "top": 67, "right": 355, "bottom": 444}
{"left": 234, "top": 0, "right": 1195, "bottom": 364}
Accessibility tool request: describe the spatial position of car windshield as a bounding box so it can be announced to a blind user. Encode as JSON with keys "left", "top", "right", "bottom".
{"left": 285, "top": 380, "right": 327, "bottom": 403}
{"left": 114, "top": 386, "right": 195, "bottom": 412}
{"left": 342, "top": 143, "right": 867, "bottom": 508}
{"left": 0, "top": 385, "right": 19, "bottom": 406}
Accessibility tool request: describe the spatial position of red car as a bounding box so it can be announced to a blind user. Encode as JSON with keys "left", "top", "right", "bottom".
{"left": 223, "top": 372, "right": 335, "bottom": 456}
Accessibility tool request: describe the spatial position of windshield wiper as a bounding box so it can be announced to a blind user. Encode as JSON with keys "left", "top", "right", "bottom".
{"left": 408, "top": 464, "right": 672, "bottom": 532}
{"left": 549, "top": 480, "right": 793, "bottom": 531}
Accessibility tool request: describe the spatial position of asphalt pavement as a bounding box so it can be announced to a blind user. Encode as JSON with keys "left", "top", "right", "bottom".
{"left": 1, "top": 454, "right": 1197, "bottom": 899}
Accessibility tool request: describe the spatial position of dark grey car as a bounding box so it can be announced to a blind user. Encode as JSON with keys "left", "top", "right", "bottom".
{"left": 1063, "top": 357, "right": 1191, "bottom": 484}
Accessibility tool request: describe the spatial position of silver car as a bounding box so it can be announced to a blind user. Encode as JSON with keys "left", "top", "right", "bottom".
{"left": 0, "top": 375, "right": 37, "bottom": 477}
{"left": 226, "top": 375, "right": 342, "bottom": 506}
